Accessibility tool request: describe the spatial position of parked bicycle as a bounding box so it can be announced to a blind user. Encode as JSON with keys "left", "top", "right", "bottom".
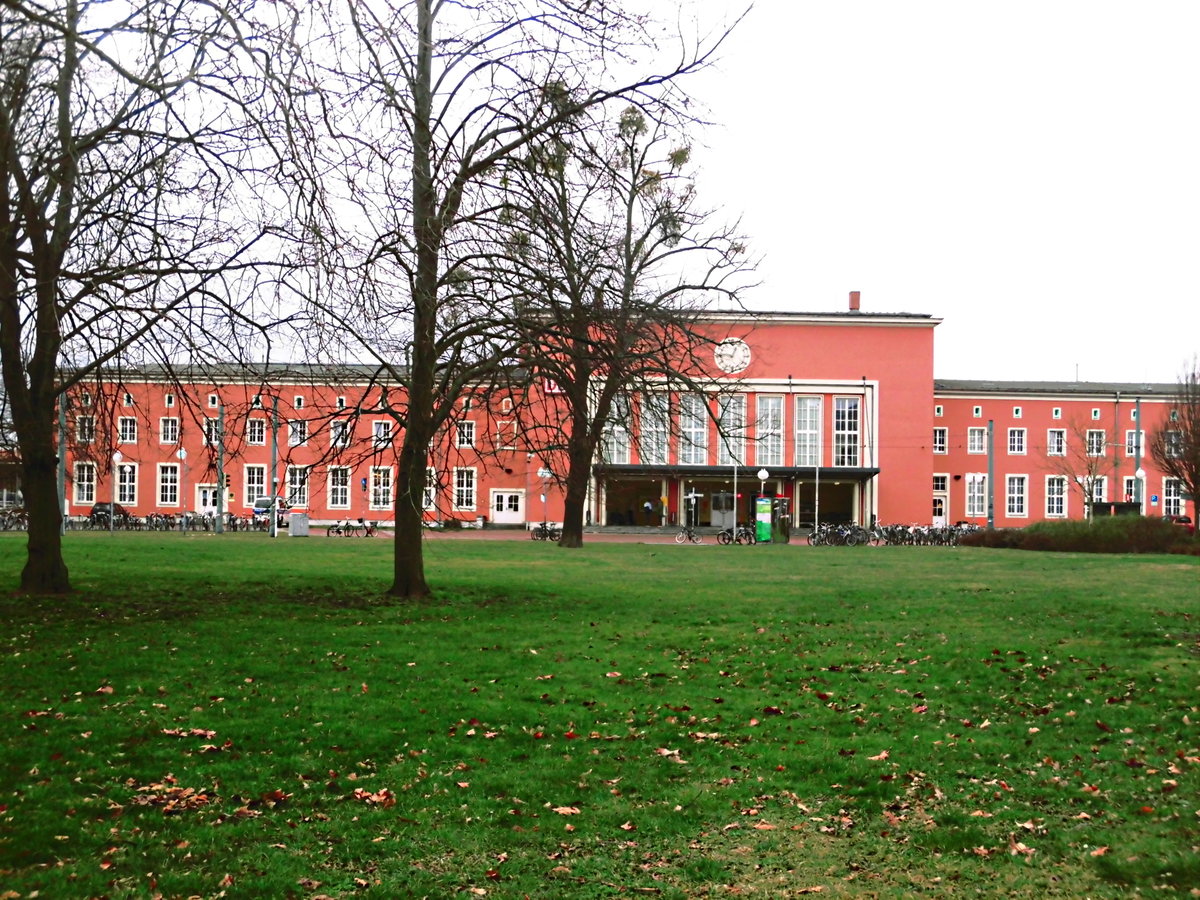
{"left": 530, "top": 521, "right": 560, "bottom": 542}
{"left": 674, "top": 525, "right": 702, "bottom": 544}
{"left": 717, "top": 523, "right": 756, "bottom": 545}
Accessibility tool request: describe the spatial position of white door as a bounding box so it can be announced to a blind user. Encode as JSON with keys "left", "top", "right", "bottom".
{"left": 490, "top": 490, "right": 524, "bottom": 525}
{"left": 932, "top": 495, "right": 948, "bottom": 528}
{"left": 197, "top": 484, "right": 219, "bottom": 512}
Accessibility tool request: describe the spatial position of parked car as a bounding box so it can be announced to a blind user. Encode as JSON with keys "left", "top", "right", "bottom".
{"left": 252, "top": 497, "right": 292, "bottom": 528}
{"left": 1164, "top": 514, "right": 1195, "bottom": 536}
{"left": 88, "top": 502, "right": 129, "bottom": 522}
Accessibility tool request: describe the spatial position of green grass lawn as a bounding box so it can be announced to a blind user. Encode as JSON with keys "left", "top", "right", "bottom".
{"left": 1, "top": 534, "right": 1197, "bottom": 898}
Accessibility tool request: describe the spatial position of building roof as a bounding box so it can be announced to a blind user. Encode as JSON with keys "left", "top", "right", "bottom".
{"left": 934, "top": 379, "right": 1179, "bottom": 398}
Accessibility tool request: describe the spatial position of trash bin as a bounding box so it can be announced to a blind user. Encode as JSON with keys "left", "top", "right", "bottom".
{"left": 288, "top": 512, "right": 309, "bottom": 537}
{"left": 475, "top": 515, "right": 486, "bottom": 529}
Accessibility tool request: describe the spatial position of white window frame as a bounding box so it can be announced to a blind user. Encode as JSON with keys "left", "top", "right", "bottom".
{"left": 203, "top": 417, "right": 220, "bottom": 446}
{"left": 456, "top": 420, "right": 475, "bottom": 448}
{"left": 1086, "top": 429, "right": 1105, "bottom": 457}
{"left": 972, "top": 405, "right": 982, "bottom": 418}
{"left": 717, "top": 394, "right": 746, "bottom": 467}
{"left": 116, "top": 463, "right": 137, "bottom": 506}
{"left": 76, "top": 415, "right": 95, "bottom": 444}
{"left": 374, "top": 419, "right": 393, "bottom": 448}
{"left": 1007, "top": 428, "right": 1026, "bottom": 455}
{"left": 679, "top": 394, "right": 708, "bottom": 466}
{"left": 1045, "top": 475, "right": 1067, "bottom": 518}
{"left": 244, "top": 465, "right": 266, "bottom": 506}
{"left": 794, "top": 396, "right": 821, "bottom": 467}
{"left": 965, "top": 473, "right": 988, "bottom": 518}
{"left": 453, "top": 467, "right": 476, "bottom": 511}
{"left": 1124, "top": 429, "right": 1145, "bottom": 458}
{"left": 160, "top": 417, "right": 179, "bottom": 445}
{"left": 756, "top": 395, "right": 784, "bottom": 467}
{"left": 932, "top": 427, "right": 947, "bottom": 454}
{"left": 639, "top": 395, "right": 669, "bottom": 466}
{"left": 286, "top": 465, "right": 310, "bottom": 507}
{"left": 1006, "top": 474, "right": 1028, "bottom": 517}
{"left": 73, "top": 462, "right": 96, "bottom": 504}
{"left": 1012, "top": 406, "right": 1022, "bottom": 419}
{"left": 1164, "top": 478, "right": 1183, "bottom": 516}
{"left": 331, "top": 419, "right": 350, "bottom": 449}
{"left": 423, "top": 468, "right": 438, "bottom": 510}
{"left": 164, "top": 393, "right": 175, "bottom": 408}
{"left": 495, "top": 420, "right": 518, "bottom": 450}
{"left": 288, "top": 420, "right": 308, "bottom": 447}
{"left": 158, "top": 463, "right": 181, "bottom": 507}
{"left": 833, "top": 397, "right": 859, "bottom": 467}
{"left": 1052, "top": 407, "right": 1062, "bottom": 420}
{"left": 1046, "top": 428, "right": 1066, "bottom": 457}
{"left": 370, "top": 466, "right": 393, "bottom": 510}
{"left": 247, "top": 418, "right": 266, "bottom": 446}
{"left": 967, "top": 427, "right": 987, "bottom": 455}
{"left": 328, "top": 466, "right": 351, "bottom": 510}
{"left": 118, "top": 416, "right": 137, "bottom": 444}
{"left": 1164, "top": 430, "right": 1183, "bottom": 458}
{"left": 934, "top": 404, "right": 943, "bottom": 417}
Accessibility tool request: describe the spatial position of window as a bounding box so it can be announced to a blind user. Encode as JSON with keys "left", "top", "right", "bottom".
{"left": 501, "top": 398, "right": 513, "bottom": 413}
{"left": 1080, "top": 475, "right": 1106, "bottom": 504}
{"left": 73, "top": 463, "right": 96, "bottom": 504}
{"left": 423, "top": 468, "right": 438, "bottom": 509}
{"left": 1013, "top": 406, "right": 1022, "bottom": 418}
{"left": 165, "top": 393, "right": 175, "bottom": 408}
{"left": 116, "top": 464, "right": 137, "bottom": 505}
{"left": 336, "top": 396, "right": 346, "bottom": 410}
{"left": 252, "top": 394, "right": 263, "bottom": 409}
{"left": 639, "top": 395, "right": 669, "bottom": 465}
{"left": 453, "top": 468, "right": 476, "bottom": 510}
{"left": 794, "top": 397, "right": 821, "bottom": 466}
{"left": 286, "top": 465, "right": 309, "bottom": 506}
{"left": 1046, "top": 429, "right": 1066, "bottom": 456}
{"left": 932, "top": 427, "right": 947, "bottom": 454}
{"left": 329, "top": 467, "right": 350, "bottom": 509}
{"left": 756, "top": 396, "right": 784, "bottom": 467}
{"left": 495, "top": 421, "right": 518, "bottom": 450}
{"left": 965, "top": 473, "right": 988, "bottom": 517}
{"left": 1169, "top": 409, "right": 1179, "bottom": 423}
{"left": 972, "top": 405, "right": 982, "bottom": 418}
{"left": 160, "top": 417, "right": 179, "bottom": 444}
{"left": 716, "top": 394, "right": 745, "bottom": 467}
{"left": 679, "top": 394, "right": 708, "bottom": 465}
{"left": 833, "top": 397, "right": 859, "bottom": 467}
{"left": 456, "top": 421, "right": 475, "bottom": 448}
{"left": 543, "top": 378, "right": 564, "bottom": 394}
{"left": 247, "top": 418, "right": 266, "bottom": 446}
{"left": 123, "top": 392, "right": 134, "bottom": 407}
{"left": 1006, "top": 475, "right": 1027, "bottom": 517}
{"left": 932, "top": 474, "right": 948, "bottom": 492}
{"left": 76, "top": 415, "right": 95, "bottom": 444}
{"left": 158, "top": 464, "right": 180, "bottom": 506}
{"left": 331, "top": 419, "right": 350, "bottom": 448}
{"left": 1086, "top": 429, "right": 1105, "bottom": 457}
{"left": 118, "top": 417, "right": 137, "bottom": 444}
{"left": 1122, "top": 476, "right": 1140, "bottom": 504}
{"left": 1046, "top": 476, "right": 1067, "bottom": 517}
{"left": 1007, "top": 428, "right": 1026, "bottom": 455}
{"left": 1164, "top": 478, "right": 1183, "bottom": 516}
{"left": 203, "top": 417, "right": 220, "bottom": 446}
{"left": 294, "top": 396, "right": 305, "bottom": 409}
{"left": 967, "top": 427, "right": 987, "bottom": 454}
{"left": 374, "top": 420, "right": 393, "bottom": 448}
{"left": 934, "top": 404, "right": 943, "bottom": 417}
{"left": 288, "top": 420, "right": 308, "bottom": 447}
{"left": 245, "top": 466, "right": 265, "bottom": 505}
{"left": 207, "top": 394, "right": 219, "bottom": 408}
{"left": 1052, "top": 407, "right": 1062, "bottom": 420}
{"left": 602, "top": 395, "right": 631, "bottom": 464}
{"left": 370, "top": 467, "right": 393, "bottom": 510}
{"left": 1124, "top": 429, "right": 1145, "bottom": 457}
{"left": 1164, "top": 430, "right": 1183, "bottom": 458}
{"left": 1091, "top": 408, "right": 1101, "bottom": 420}
{"left": 80, "top": 392, "right": 92, "bottom": 407}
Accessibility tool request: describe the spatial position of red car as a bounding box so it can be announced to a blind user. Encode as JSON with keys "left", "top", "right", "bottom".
{"left": 1164, "top": 514, "right": 1195, "bottom": 536}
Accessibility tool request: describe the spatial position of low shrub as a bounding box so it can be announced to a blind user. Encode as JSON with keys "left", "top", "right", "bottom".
{"left": 961, "top": 515, "right": 1192, "bottom": 554}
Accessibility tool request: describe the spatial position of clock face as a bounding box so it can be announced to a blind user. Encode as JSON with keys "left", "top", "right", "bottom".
{"left": 714, "top": 338, "right": 751, "bottom": 374}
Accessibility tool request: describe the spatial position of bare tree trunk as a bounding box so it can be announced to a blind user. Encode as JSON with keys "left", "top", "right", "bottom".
{"left": 16, "top": 418, "right": 69, "bottom": 593}
{"left": 559, "top": 441, "right": 595, "bottom": 548}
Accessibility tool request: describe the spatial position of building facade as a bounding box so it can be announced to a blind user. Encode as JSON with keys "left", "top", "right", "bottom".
{"left": 53, "top": 297, "right": 1194, "bottom": 531}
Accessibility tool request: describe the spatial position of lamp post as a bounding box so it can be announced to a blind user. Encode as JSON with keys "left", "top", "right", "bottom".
{"left": 110, "top": 451, "right": 122, "bottom": 533}
{"left": 177, "top": 448, "right": 187, "bottom": 531}
{"left": 1136, "top": 466, "right": 1146, "bottom": 512}
{"left": 757, "top": 468, "right": 769, "bottom": 542}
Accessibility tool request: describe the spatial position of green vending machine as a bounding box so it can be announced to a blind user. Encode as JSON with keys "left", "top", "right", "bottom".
{"left": 755, "top": 496, "right": 773, "bottom": 543}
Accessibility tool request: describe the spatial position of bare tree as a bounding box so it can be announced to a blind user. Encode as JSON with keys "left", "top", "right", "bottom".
{"left": 1044, "top": 416, "right": 1110, "bottom": 520}
{"left": 1150, "top": 359, "right": 1200, "bottom": 529}
{"left": 497, "top": 105, "right": 751, "bottom": 547}
{"left": 286, "top": 0, "right": 745, "bottom": 596}
{"left": 1, "top": 0, "right": 286, "bottom": 592}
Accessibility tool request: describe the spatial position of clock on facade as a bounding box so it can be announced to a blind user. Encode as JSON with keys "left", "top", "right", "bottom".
{"left": 713, "top": 337, "right": 752, "bottom": 374}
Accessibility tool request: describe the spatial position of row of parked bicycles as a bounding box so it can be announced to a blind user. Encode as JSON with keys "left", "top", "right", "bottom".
{"left": 807, "top": 521, "right": 981, "bottom": 546}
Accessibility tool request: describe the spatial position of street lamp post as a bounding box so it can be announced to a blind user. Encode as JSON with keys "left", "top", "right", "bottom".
{"left": 110, "top": 451, "right": 122, "bottom": 533}
{"left": 177, "top": 448, "right": 187, "bottom": 532}
{"left": 1136, "top": 466, "right": 1146, "bottom": 512}
{"left": 757, "top": 468, "right": 769, "bottom": 543}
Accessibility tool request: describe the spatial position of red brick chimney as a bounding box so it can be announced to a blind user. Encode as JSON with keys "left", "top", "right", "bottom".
{"left": 849, "top": 290, "right": 861, "bottom": 311}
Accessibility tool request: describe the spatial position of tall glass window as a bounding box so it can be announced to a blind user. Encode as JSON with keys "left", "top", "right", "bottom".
{"left": 245, "top": 465, "right": 265, "bottom": 504}
{"left": 717, "top": 394, "right": 745, "bottom": 466}
{"left": 1046, "top": 476, "right": 1066, "bottom": 517}
{"left": 329, "top": 467, "right": 350, "bottom": 509}
{"left": 1006, "top": 475, "right": 1027, "bottom": 516}
{"left": 833, "top": 397, "right": 859, "bottom": 467}
{"left": 638, "top": 395, "right": 669, "bottom": 465}
{"left": 755, "top": 396, "right": 783, "bottom": 467}
{"left": 371, "top": 467, "right": 393, "bottom": 509}
{"left": 966, "top": 473, "right": 988, "bottom": 517}
{"left": 679, "top": 394, "right": 708, "bottom": 465}
{"left": 159, "top": 464, "right": 180, "bottom": 506}
{"left": 286, "top": 465, "right": 309, "bottom": 506}
{"left": 794, "top": 397, "right": 821, "bottom": 466}
{"left": 73, "top": 463, "right": 96, "bottom": 504}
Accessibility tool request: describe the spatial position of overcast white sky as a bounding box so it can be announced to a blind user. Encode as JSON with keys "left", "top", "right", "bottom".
{"left": 683, "top": 1, "right": 1200, "bottom": 384}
